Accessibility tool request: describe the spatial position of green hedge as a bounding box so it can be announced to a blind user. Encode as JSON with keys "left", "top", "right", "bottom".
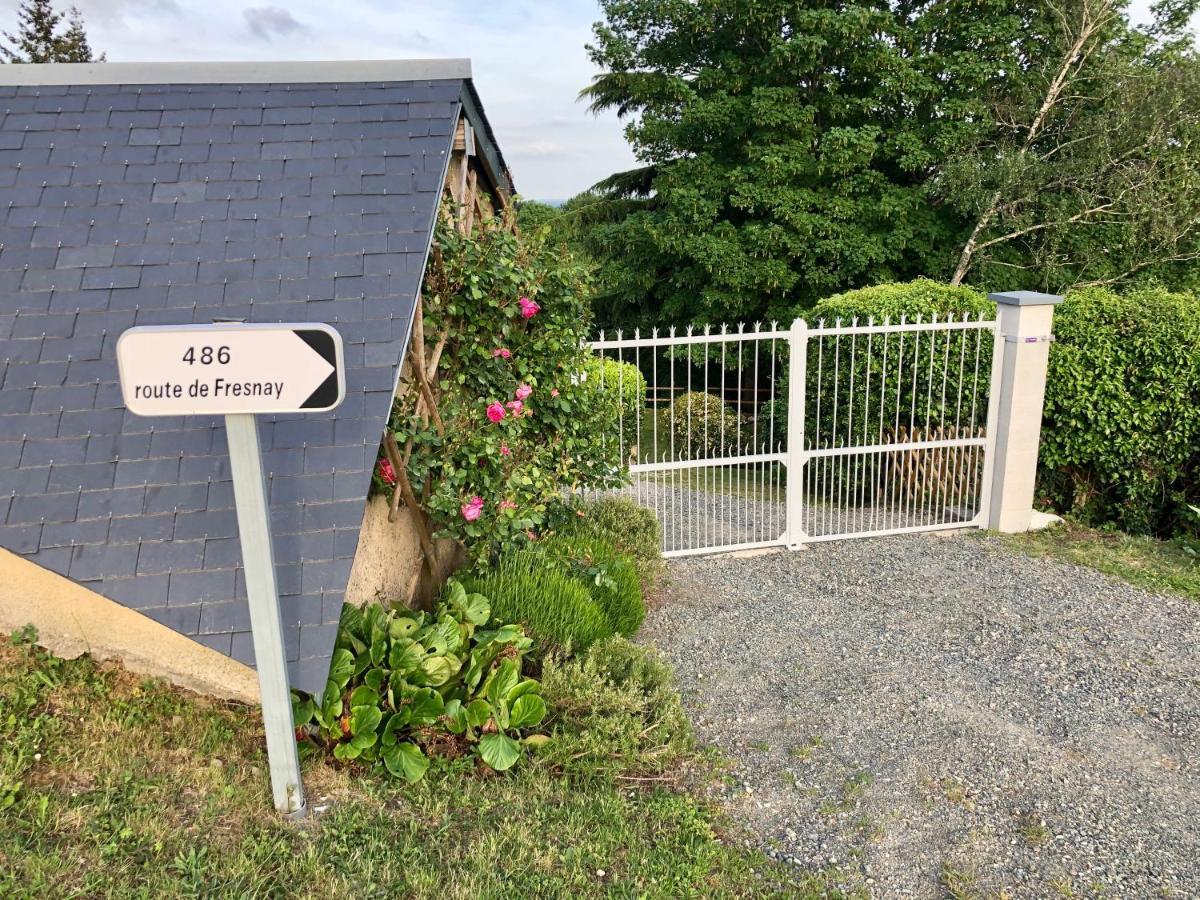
{"left": 810, "top": 279, "right": 994, "bottom": 325}
{"left": 1040, "top": 286, "right": 1200, "bottom": 535}
{"left": 762, "top": 279, "right": 995, "bottom": 450}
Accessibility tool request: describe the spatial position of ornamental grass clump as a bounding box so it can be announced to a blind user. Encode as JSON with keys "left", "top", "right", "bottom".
{"left": 291, "top": 579, "right": 548, "bottom": 782}
{"left": 538, "top": 533, "right": 645, "bottom": 636}
{"left": 461, "top": 551, "right": 614, "bottom": 654}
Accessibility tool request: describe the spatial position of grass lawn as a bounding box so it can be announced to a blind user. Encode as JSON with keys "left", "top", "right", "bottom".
{"left": 0, "top": 634, "right": 843, "bottom": 899}
{"left": 999, "top": 517, "right": 1200, "bottom": 602}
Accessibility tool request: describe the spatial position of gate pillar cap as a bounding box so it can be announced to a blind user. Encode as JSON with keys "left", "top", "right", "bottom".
{"left": 988, "top": 291, "right": 1064, "bottom": 307}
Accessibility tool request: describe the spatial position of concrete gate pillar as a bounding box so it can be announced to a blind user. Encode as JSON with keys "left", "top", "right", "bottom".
{"left": 985, "top": 290, "right": 1063, "bottom": 533}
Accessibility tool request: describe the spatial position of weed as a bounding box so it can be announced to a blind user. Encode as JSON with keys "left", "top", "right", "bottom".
{"left": 790, "top": 735, "right": 825, "bottom": 762}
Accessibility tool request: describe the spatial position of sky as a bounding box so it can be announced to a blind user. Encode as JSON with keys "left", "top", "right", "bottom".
{"left": 1, "top": 0, "right": 1193, "bottom": 201}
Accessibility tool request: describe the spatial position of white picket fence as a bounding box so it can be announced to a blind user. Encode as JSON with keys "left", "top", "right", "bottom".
{"left": 589, "top": 314, "right": 1002, "bottom": 557}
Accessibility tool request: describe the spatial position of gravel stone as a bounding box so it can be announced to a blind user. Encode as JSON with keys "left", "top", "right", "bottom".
{"left": 641, "top": 533, "right": 1200, "bottom": 898}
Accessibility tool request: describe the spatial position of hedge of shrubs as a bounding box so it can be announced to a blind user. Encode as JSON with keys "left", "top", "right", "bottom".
{"left": 804, "top": 280, "right": 1200, "bottom": 537}
{"left": 1039, "top": 287, "right": 1200, "bottom": 536}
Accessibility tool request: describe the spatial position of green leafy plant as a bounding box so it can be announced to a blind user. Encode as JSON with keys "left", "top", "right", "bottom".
{"left": 538, "top": 533, "right": 645, "bottom": 636}
{"left": 461, "top": 551, "right": 614, "bottom": 653}
{"left": 584, "top": 356, "right": 646, "bottom": 448}
{"left": 292, "top": 580, "right": 548, "bottom": 782}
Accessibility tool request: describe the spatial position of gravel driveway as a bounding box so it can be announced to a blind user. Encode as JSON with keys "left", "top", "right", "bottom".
{"left": 641, "top": 533, "right": 1200, "bottom": 898}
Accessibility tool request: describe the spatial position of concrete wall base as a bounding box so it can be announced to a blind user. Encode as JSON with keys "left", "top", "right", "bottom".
{"left": 345, "top": 495, "right": 464, "bottom": 609}
{"left": 0, "top": 547, "right": 259, "bottom": 703}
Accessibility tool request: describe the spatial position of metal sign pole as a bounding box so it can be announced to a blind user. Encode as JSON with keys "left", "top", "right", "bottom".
{"left": 225, "top": 413, "right": 305, "bottom": 815}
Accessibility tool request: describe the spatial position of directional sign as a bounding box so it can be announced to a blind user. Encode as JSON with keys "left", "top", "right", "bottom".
{"left": 116, "top": 323, "right": 345, "bottom": 416}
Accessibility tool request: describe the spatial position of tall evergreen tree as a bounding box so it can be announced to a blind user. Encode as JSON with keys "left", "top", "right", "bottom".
{"left": 1, "top": 0, "right": 103, "bottom": 64}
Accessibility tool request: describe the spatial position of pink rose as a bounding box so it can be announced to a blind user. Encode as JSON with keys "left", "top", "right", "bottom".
{"left": 500, "top": 443, "right": 511, "bottom": 457}
{"left": 376, "top": 458, "right": 397, "bottom": 486}
{"left": 518, "top": 297, "right": 540, "bottom": 319}
{"left": 550, "top": 388, "right": 559, "bottom": 398}
{"left": 461, "top": 496, "right": 484, "bottom": 522}
{"left": 515, "top": 383, "right": 533, "bottom": 401}
{"left": 492, "top": 348, "right": 511, "bottom": 359}
{"left": 506, "top": 400, "right": 523, "bottom": 414}
{"left": 499, "top": 500, "right": 517, "bottom": 512}
{"left": 486, "top": 402, "right": 505, "bottom": 423}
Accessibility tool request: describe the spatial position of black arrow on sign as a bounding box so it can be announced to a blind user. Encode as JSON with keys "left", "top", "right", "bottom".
{"left": 295, "top": 329, "right": 340, "bottom": 409}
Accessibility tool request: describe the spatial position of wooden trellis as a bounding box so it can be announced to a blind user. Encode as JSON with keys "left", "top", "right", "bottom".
{"left": 381, "top": 115, "right": 515, "bottom": 600}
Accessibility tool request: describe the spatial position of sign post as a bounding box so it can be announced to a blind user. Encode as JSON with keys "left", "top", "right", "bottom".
{"left": 117, "top": 323, "right": 345, "bottom": 814}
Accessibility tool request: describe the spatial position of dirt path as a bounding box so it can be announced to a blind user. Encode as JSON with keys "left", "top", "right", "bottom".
{"left": 641, "top": 533, "right": 1200, "bottom": 898}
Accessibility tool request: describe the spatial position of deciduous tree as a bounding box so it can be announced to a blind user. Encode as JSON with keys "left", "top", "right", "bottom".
{"left": 583, "top": 0, "right": 1200, "bottom": 325}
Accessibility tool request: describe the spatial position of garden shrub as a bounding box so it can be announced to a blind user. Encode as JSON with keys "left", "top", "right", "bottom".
{"left": 538, "top": 533, "right": 646, "bottom": 636}
{"left": 537, "top": 636, "right": 693, "bottom": 777}
{"left": 660, "top": 391, "right": 745, "bottom": 457}
{"left": 377, "top": 211, "right": 629, "bottom": 559}
{"left": 1040, "top": 286, "right": 1200, "bottom": 535}
{"left": 558, "top": 496, "right": 665, "bottom": 589}
{"left": 809, "top": 279, "right": 993, "bottom": 324}
{"left": 291, "top": 580, "right": 548, "bottom": 782}
{"left": 584, "top": 356, "right": 646, "bottom": 445}
{"left": 461, "top": 551, "right": 615, "bottom": 653}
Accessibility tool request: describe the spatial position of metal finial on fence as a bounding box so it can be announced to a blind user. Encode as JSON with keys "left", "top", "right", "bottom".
{"left": 652, "top": 326, "right": 659, "bottom": 338}
{"left": 686, "top": 324, "right": 694, "bottom": 337}
{"left": 634, "top": 327, "right": 640, "bottom": 340}
{"left": 754, "top": 320, "right": 762, "bottom": 332}
{"left": 720, "top": 323, "right": 728, "bottom": 335}
{"left": 851, "top": 316, "right": 858, "bottom": 327}
{"left": 737, "top": 322, "right": 745, "bottom": 334}
{"left": 669, "top": 326, "right": 676, "bottom": 338}
{"left": 616, "top": 327, "right": 623, "bottom": 341}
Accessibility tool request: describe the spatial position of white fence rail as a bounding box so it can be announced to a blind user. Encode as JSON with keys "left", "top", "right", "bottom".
{"left": 589, "top": 313, "right": 1003, "bottom": 557}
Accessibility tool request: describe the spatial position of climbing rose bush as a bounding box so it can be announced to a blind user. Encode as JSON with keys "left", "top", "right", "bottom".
{"left": 382, "top": 212, "right": 627, "bottom": 559}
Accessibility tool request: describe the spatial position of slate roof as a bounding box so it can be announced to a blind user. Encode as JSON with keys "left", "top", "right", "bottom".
{"left": 0, "top": 60, "right": 502, "bottom": 693}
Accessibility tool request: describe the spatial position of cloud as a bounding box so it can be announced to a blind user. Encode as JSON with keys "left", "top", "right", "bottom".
{"left": 243, "top": 5, "right": 307, "bottom": 40}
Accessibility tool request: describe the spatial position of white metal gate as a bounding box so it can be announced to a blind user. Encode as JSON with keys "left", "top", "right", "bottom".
{"left": 589, "top": 314, "right": 1000, "bottom": 557}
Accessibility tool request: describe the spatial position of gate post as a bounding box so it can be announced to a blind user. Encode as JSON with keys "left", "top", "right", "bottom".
{"left": 785, "top": 318, "right": 807, "bottom": 548}
{"left": 984, "top": 290, "right": 1063, "bottom": 533}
